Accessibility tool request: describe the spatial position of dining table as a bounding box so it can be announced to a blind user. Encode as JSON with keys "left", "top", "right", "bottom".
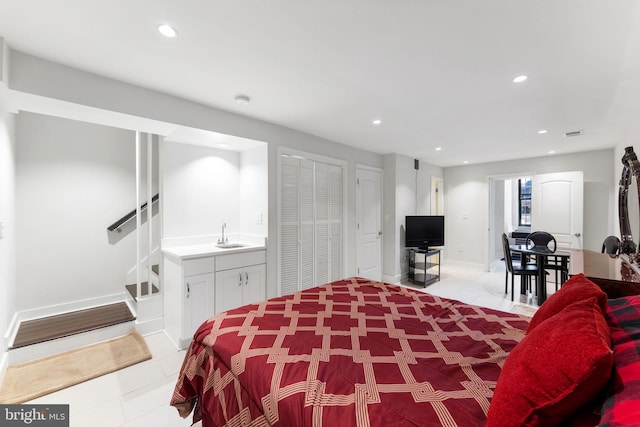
{"left": 509, "top": 244, "right": 572, "bottom": 305}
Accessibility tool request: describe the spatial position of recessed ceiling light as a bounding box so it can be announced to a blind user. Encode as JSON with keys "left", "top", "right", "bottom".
{"left": 158, "top": 24, "right": 178, "bottom": 38}
{"left": 512, "top": 75, "right": 528, "bottom": 83}
{"left": 548, "top": 150, "right": 556, "bottom": 154}
{"left": 234, "top": 95, "right": 251, "bottom": 105}
{"left": 538, "top": 129, "right": 548, "bottom": 134}
{"left": 463, "top": 160, "right": 469, "bottom": 164}
{"left": 372, "top": 119, "right": 382, "bottom": 125}
{"left": 435, "top": 147, "right": 442, "bottom": 151}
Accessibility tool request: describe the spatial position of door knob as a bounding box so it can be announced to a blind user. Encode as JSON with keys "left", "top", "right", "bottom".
{"left": 574, "top": 232, "right": 581, "bottom": 237}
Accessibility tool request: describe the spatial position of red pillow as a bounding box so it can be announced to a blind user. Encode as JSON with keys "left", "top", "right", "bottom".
{"left": 599, "top": 294, "right": 640, "bottom": 426}
{"left": 486, "top": 297, "right": 613, "bottom": 427}
{"left": 527, "top": 273, "right": 607, "bottom": 333}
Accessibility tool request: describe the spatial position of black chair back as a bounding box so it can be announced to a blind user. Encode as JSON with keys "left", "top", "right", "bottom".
{"left": 501, "top": 233, "right": 515, "bottom": 273}
{"left": 602, "top": 235, "right": 621, "bottom": 254}
{"left": 526, "top": 231, "right": 557, "bottom": 253}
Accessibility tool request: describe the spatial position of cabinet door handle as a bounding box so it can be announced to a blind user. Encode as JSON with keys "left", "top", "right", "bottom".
{"left": 239, "top": 272, "right": 243, "bottom": 286}
{"left": 186, "top": 283, "right": 190, "bottom": 298}
{"left": 245, "top": 272, "right": 249, "bottom": 285}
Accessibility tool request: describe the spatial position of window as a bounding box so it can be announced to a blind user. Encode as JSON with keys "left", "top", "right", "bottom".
{"left": 518, "top": 178, "right": 532, "bottom": 226}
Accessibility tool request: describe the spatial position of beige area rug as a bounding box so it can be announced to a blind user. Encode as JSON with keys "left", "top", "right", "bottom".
{"left": 0, "top": 330, "right": 151, "bottom": 404}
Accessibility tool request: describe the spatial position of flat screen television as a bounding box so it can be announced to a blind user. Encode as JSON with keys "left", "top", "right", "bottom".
{"left": 405, "top": 215, "right": 445, "bottom": 250}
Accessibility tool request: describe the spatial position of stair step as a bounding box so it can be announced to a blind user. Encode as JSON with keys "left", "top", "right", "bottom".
{"left": 125, "top": 282, "right": 160, "bottom": 301}
{"left": 11, "top": 302, "right": 135, "bottom": 349}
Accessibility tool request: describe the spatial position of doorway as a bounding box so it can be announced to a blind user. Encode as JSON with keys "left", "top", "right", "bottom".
{"left": 487, "top": 171, "right": 584, "bottom": 271}
{"left": 356, "top": 165, "right": 383, "bottom": 281}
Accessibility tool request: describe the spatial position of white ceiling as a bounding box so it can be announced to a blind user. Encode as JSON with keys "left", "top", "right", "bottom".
{"left": 2, "top": 0, "right": 640, "bottom": 166}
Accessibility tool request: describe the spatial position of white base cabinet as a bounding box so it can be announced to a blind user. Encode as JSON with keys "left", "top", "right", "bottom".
{"left": 163, "top": 248, "right": 266, "bottom": 349}
{"left": 215, "top": 264, "right": 266, "bottom": 313}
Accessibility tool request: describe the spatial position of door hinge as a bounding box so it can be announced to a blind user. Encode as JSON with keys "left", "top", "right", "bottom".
{"left": 357, "top": 178, "right": 360, "bottom": 185}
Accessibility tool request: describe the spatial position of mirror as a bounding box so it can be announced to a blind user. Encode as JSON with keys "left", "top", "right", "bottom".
{"left": 619, "top": 146, "right": 640, "bottom": 261}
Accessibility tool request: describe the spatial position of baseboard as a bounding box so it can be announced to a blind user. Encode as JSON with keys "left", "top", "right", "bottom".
{"left": 135, "top": 317, "right": 163, "bottom": 336}
{"left": 382, "top": 274, "right": 401, "bottom": 284}
{"left": 442, "top": 259, "right": 486, "bottom": 271}
{"left": 162, "top": 329, "right": 191, "bottom": 351}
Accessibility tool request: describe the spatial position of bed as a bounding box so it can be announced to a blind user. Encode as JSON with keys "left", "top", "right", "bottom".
{"left": 171, "top": 276, "right": 640, "bottom": 426}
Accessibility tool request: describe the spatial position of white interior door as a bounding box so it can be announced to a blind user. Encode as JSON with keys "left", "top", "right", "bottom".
{"left": 431, "top": 177, "right": 444, "bottom": 215}
{"left": 356, "top": 166, "right": 382, "bottom": 281}
{"left": 531, "top": 171, "right": 584, "bottom": 249}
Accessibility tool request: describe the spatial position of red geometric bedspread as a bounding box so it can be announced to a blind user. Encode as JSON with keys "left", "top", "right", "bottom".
{"left": 171, "top": 277, "right": 530, "bottom": 426}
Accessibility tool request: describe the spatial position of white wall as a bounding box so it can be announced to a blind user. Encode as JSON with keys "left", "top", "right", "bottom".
{"left": 240, "top": 145, "right": 268, "bottom": 237}
{"left": 161, "top": 141, "right": 268, "bottom": 240}
{"left": 8, "top": 49, "right": 384, "bottom": 300}
{"left": 382, "top": 154, "right": 444, "bottom": 283}
{"left": 444, "top": 149, "right": 615, "bottom": 269}
{"left": 162, "top": 141, "right": 241, "bottom": 239}
{"left": 15, "top": 112, "right": 138, "bottom": 311}
{"left": 0, "top": 85, "right": 16, "bottom": 357}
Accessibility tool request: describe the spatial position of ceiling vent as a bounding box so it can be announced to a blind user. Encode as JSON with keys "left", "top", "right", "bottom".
{"left": 564, "top": 130, "right": 583, "bottom": 138}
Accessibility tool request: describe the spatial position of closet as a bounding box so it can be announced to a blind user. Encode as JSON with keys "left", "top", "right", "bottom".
{"left": 279, "top": 155, "right": 344, "bottom": 295}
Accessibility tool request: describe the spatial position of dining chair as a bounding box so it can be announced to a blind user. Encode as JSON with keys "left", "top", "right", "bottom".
{"left": 602, "top": 235, "right": 621, "bottom": 255}
{"left": 525, "top": 231, "right": 569, "bottom": 290}
{"left": 502, "top": 233, "right": 538, "bottom": 301}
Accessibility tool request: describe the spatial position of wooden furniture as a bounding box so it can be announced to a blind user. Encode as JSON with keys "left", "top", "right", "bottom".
{"left": 407, "top": 248, "right": 441, "bottom": 286}
{"left": 569, "top": 250, "right": 640, "bottom": 298}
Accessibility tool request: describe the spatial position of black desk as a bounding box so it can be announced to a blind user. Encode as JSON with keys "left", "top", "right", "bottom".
{"left": 510, "top": 245, "right": 571, "bottom": 305}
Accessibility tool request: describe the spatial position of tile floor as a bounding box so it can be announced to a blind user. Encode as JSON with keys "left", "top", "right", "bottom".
{"left": 25, "top": 264, "right": 554, "bottom": 426}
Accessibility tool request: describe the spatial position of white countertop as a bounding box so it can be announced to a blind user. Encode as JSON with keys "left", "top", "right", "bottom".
{"left": 162, "top": 242, "right": 265, "bottom": 260}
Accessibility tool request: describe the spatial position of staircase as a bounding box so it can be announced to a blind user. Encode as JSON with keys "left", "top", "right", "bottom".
{"left": 8, "top": 301, "right": 137, "bottom": 365}
{"left": 124, "top": 263, "right": 163, "bottom": 335}
{"left": 125, "top": 264, "right": 160, "bottom": 300}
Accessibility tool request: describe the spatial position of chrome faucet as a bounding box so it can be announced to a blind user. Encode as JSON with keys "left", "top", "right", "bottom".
{"left": 218, "top": 222, "right": 228, "bottom": 244}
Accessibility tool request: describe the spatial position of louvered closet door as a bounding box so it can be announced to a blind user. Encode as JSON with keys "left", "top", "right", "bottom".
{"left": 315, "top": 163, "right": 330, "bottom": 285}
{"left": 279, "top": 155, "right": 343, "bottom": 296}
{"left": 280, "top": 156, "right": 300, "bottom": 296}
{"left": 300, "top": 160, "right": 315, "bottom": 290}
{"left": 329, "top": 165, "right": 343, "bottom": 281}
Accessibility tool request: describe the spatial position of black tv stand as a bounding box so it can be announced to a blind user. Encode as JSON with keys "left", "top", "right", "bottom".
{"left": 408, "top": 248, "right": 441, "bottom": 286}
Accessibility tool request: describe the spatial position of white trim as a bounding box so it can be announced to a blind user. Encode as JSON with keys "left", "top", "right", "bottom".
{"left": 278, "top": 146, "right": 347, "bottom": 168}
{"left": 382, "top": 273, "right": 401, "bottom": 284}
{"left": 444, "top": 259, "right": 486, "bottom": 271}
{"left": 135, "top": 317, "right": 163, "bottom": 336}
{"left": 485, "top": 172, "right": 536, "bottom": 271}
{"left": 136, "top": 131, "right": 142, "bottom": 299}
